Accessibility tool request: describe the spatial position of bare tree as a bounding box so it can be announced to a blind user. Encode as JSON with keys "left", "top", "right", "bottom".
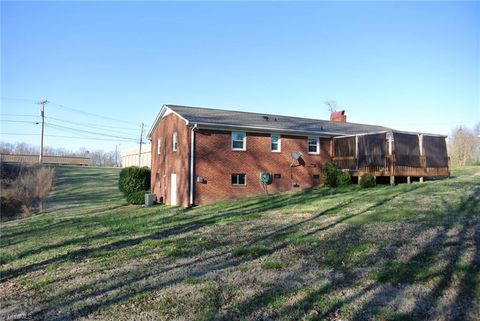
{"left": 448, "top": 125, "right": 479, "bottom": 166}
{"left": 0, "top": 142, "right": 14, "bottom": 154}
{"left": 324, "top": 100, "right": 338, "bottom": 113}
{"left": 89, "top": 149, "right": 118, "bottom": 167}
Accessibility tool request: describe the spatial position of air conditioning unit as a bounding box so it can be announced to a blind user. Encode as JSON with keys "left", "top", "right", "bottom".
{"left": 145, "top": 193, "right": 156, "bottom": 206}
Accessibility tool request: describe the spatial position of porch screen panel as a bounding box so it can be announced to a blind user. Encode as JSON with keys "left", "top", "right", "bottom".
{"left": 393, "top": 132, "right": 421, "bottom": 167}
{"left": 334, "top": 136, "right": 356, "bottom": 157}
{"left": 357, "top": 133, "right": 386, "bottom": 167}
{"left": 423, "top": 136, "right": 448, "bottom": 168}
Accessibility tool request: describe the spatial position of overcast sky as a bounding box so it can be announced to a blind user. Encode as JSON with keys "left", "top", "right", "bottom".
{"left": 1, "top": 1, "right": 479, "bottom": 152}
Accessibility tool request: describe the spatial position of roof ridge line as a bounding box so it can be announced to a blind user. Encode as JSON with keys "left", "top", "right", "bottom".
{"left": 166, "top": 104, "right": 326, "bottom": 122}
{"left": 165, "top": 104, "right": 387, "bottom": 128}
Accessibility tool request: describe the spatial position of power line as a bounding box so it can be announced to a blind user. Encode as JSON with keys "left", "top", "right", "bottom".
{"left": 48, "top": 101, "right": 143, "bottom": 126}
{"left": 0, "top": 97, "right": 37, "bottom": 104}
{"left": 1, "top": 133, "right": 139, "bottom": 142}
{"left": 46, "top": 118, "right": 143, "bottom": 139}
{"left": 1, "top": 119, "right": 39, "bottom": 124}
{"left": 2, "top": 97, "right": 148, "bottom": 128}
{"left": 1, "top": 97, "right": 150, "bottom": 149}
{"left": 46, "top": 123, "right": 138, "bottom": 142}
{"left": 2, "top": 97, "right": 148, "bottom": 126}
{"left": 0, "top": 114, "right": 38, "bottom": 117}
{"left": 45, "top": 116, "right": 140, "bottom": 132}
{"left": 1, "top": 118, "right": 147, "bottom": 143}
{"left": 46, "top": 121, "right": 148, "bottom": 145}
{"left": 45, "top": 123, "right": 139, "bottom": 142}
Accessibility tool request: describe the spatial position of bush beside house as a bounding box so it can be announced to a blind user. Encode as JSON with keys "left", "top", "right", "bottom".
{"left": 337, "top": 171, "right": 351, "bottom": 187}
{"left": 119, "top": 166, "right": 151, "bottom": 204}
{"left": 360, "top": 173, "right": 376, "bottom": 188}
{"left": 322, "top": 161, "right": 351, "bottom": 188}
{"left": 126, "top": 190, "right": 150, "bottom": 205}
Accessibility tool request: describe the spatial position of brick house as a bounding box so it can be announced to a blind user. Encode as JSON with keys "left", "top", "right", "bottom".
{"left": 148, "top": 105, "right": 449, "bottom": 207}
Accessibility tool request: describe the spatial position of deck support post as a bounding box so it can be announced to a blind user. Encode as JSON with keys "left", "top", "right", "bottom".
{"left": 407, "top": 176, "right": 411, "bottom": 184}
{"left": 420, "top": 177, "right": 424, "bottom": 183}
{"left": 355, "top": 135, "right": 359, "bottom": 169}
{"left": 388, "top": 135, "right": 394, "bottom": 180}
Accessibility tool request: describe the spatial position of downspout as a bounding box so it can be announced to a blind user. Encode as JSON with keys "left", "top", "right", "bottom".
{"left": 189, "top": 124, "right": 198, "bottom": 207}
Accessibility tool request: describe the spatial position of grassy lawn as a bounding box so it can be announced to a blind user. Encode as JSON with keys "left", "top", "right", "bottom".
{"left": 1, "top": 165, "right": 479, "bottom": 321}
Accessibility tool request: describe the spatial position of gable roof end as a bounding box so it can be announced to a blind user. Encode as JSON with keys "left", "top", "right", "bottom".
{"left": 147, "top": 105, "right": 189, "bottom": 139}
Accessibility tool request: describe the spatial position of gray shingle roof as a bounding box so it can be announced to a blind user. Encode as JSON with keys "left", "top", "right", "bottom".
{"left": 166, "top": 104, "right": 390, "bottom": 136}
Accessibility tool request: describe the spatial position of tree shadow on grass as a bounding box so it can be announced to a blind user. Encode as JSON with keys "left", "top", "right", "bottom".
{"left": 0, "top": 203, "right": 132, "bottom": 243}
{"left": 20, "top": 186, "right": 420, "bottom": 320}
{"left": 451, "top": 223, "right": 480, "bottom": 321}
{"left": 220, "top": 188, "right": 480, "bottom": 321}
{"left": 0, "top": 186, "right": 347, "bottom": 282}
{"left": 5, "top": 183, "right": 476, "bottom": 321}
{"left": 347, "top": 191, "right": 480, "bottom": 321}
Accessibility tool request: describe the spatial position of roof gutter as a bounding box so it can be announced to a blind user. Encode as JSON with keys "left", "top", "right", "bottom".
{"left": 191, "top": 122, "right": 343, "bottom": 138}
{"left": 390, "top": 129, "right": 447, "bottom": 138}
{"left": 333, "top": 130, "right": 391, "bottom": 139}
{"left": 333, "top": 129, "right": 447, "bottom": 139}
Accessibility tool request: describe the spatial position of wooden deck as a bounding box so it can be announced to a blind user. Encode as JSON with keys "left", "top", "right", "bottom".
{"left": 332, "top": 155, "right": 450, "bottom": 179}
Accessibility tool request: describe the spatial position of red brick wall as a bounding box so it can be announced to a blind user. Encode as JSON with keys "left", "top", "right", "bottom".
{"left": 150, "top": 113, "right": 190, "bottom": 207}
{"left": 194, "top": 130, "right": 332, "bottom": 205}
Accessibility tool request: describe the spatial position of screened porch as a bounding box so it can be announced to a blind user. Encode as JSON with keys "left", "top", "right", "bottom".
{"left": 332, "top": 131, "right": 450, "bottom": 182}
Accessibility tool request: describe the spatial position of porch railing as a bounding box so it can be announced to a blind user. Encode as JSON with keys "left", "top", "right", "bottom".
{"left": 332, "top": 155, "right": 450, "bottom": 177}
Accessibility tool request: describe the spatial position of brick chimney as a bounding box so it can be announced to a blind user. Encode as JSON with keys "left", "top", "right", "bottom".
{"left": 330, "top": 110, "right": 347, "bottom": 122}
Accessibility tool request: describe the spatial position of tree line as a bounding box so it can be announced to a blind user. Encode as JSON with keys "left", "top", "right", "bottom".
{"left": 2, "top": 121, "right": 479, "bottom": 167}
{"left": 448, "top": 123, "right": 480, "bottom": 166}
{"left": 0, "top": 142, "right": 122, "bottom": 167}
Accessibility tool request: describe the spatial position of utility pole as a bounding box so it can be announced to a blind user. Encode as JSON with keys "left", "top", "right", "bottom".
{"left": 115, "top": 144, "right": 118, "bottom": 167}
{"left": 37, "top": 100, "right": 48, "bottom": 163}
{"left": 138, "top": 123, "right": 144, "bottom": 167}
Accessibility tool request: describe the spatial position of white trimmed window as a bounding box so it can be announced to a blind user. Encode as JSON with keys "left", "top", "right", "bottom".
{"left": 231, "top": 173, "right": 246, "bottom": 185}
{"left": 157, "top": 138, "right": 162, "bottom": 154}
{"left": 172, "top": 132, "right": 178, "bottom": 152}
{"left": 308, "top": 137, "right": 320, "bottom": 154}
{"left": 271, "top": 134, "right": 281, "bottom": 152}
{"left": 231, "top": 131, "right": 246, "bottom": 150}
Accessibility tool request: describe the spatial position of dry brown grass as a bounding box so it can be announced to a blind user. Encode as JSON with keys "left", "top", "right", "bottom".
{"left": 1, "top": 165, "right": 54, "bottom": 219}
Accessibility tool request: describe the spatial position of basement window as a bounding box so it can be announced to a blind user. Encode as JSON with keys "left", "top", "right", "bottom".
{"left": 308, "top": 137, "right": 320, "bottom": 154}
{"left": 313, "top": 174, "right": 320, "bottom": 179}
{"left": 231, "top": 173, "right": 246, "bottom": 185}
{"left": 273, "top": 173, "right": 281, "bottom": 179}
{"left": 231, "top": 132, "right": 246, "bottom": 151}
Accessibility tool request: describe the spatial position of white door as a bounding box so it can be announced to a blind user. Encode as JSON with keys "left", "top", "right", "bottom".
{"left": 170, "top": 173, "right": 177, "bottom": 206}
